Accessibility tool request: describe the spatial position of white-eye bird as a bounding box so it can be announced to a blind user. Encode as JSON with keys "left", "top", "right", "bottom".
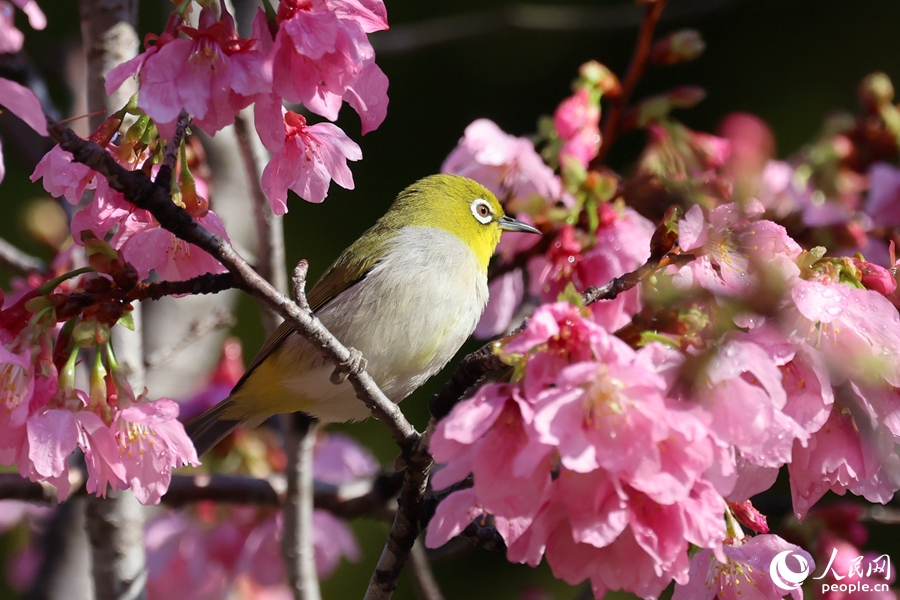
{"left": 186, "top": 174, "right": 540, "bottom": 455}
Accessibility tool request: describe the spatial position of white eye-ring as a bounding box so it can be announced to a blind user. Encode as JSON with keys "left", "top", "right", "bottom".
{"left": 470, "top": 198, "right": 493, "bottom": 224}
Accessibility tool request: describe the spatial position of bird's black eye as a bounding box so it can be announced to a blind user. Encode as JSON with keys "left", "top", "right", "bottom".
{"left": 470, "top": 198, "right": 493, "bottom": 224}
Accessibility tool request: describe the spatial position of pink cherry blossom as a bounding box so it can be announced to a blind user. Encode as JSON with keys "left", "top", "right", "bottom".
{"left": 673, "top": 200, "right": 802, "bottom": 296}
{"left": 112, "top": 207, "right": 229, "bottom": 281}
{"left": 112, "top": 397, "right": 200, "bottom": 504}
{"left": 313, "top": 432, "right": 379, "bottom": 485}
{"left": 107, "top": 6, "right": 271, "bottom": 138}
{"left": 0, "top": 3, "right": 25, "bottom": 54}
{"left": 789, "top": 384, "right": 900, "bottom": 520}
{"left": 271, "top": 0, "right": 388, "bottom": 134}
{"left": 145, "top": 512, "right": 232, "bottom": 600}
{"left": 0, "top": 76, "right": 47, "bottom": 136}
{"left": 474, "top": 270, "right": 524, "bottom": 338}
{"left": 31, "top": 142, "right": 96, "bottom": 201}
{"left": 784, "top": 279, "right": 900, "bottom": 387}
{"left": 0, "top": 343, "right": 34, "bottom": 429}
{"left": 9, "top": 0, "right": 44, "bottom": 30}
{"left": 674, "top": 534, "right": 814, "bottom": 600}
{"left": 260, "top": 111, "right": 361, "bottom": 212}
{"left": 535, "top": 205, "right": 654, "bottom": 331}
{"left": 554, "top": 88, "right": 601, "bottom": 168}
{"left": 442, "top": 119, "right": 562, "bottom": 208}
{"left": 866, "top": 162, "right": 900, "bottom": 228}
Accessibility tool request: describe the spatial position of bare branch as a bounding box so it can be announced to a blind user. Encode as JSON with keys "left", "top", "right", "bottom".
{"left": 0, "top": 470, "right": 405, "bottom": 518}
{"left": 154, "top": 109, "right": 191, "bottom": 193}
{"left": 0, "top": 236, "right": 46, "bottom": 275}
{"left": 282, "top": 414, "right": 322, "bottom": 600}
{"left": 292, "top": 259, "right": 311, "bottom": 311}
{"left": 594, "top": 0, "right": 669, "bottom": 166}
{"left": 45, "top": 118, "right": 420, "bottom": 453}
{"left": 143, "top": 308, "right": 236, "bottom": 369}
{"left": 235, "top": 112, "right": 286, "bottom": 335}
{"left": 127, "top": 272, "right": 237, "bottom": 301}
{"left": 373, "top": 0, "right": 740, "bottom": 56}
{"left": 364, "top": 450, "right": 434, "bottom": 600}
{"left": 409, "top": 539, "right": 445, "bottom": 600}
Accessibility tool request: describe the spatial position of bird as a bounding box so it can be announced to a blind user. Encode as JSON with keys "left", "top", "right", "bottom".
{"left": 186, "top": 174, "right": 541, "bottom": 456}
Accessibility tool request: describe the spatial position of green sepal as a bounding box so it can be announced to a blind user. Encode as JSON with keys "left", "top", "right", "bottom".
{"left": 261, "top": 0, "right": 277, "bottom": 24}
{"left": 36, "top": 266, "right": 93, "bottom": 296}
{"left": 24, "top": 296, "right": 52, "bottom": 313}
{"left": 636, "top": 331, "right": 679, "bottom": 349}
{"left": 117, "top": 310, "right": 135, "bottom": 331}
{"left": 557, "top": 282, "right": 584, "bottom": 308}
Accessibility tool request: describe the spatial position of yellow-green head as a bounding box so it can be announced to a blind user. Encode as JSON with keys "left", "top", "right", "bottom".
{"left": 381, "top": 174, "right": 540, "bottom": 270}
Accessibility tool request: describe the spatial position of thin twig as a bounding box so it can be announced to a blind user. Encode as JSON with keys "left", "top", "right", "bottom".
{"left": 0, "top": 471, "right": 405, "bottom": 518}
{"left": 45, "top": 118, "right": 420, "bottom": 453}
{"left": 293, "top": 259, "right": 311, "bottom": 311}
{"left": 408, "top": 539, "right": 446, "bottom": 600}
{"left": 282, "top": 414, "right": 322, "bottom": 600}
{"left": 365, "top": 448, "right": 434, "bottom": 600}
{"left": 143, "top": 308, "right": 236, "bottom": 369}
{"left": 373, "top": 0, "right": 740, "bottom": 56}
{"left": 154, "top": 110, "right": 191, "bottom": 193}
{"left": 0, "top": 236, "right": 46, "bottom": 275}
{"left": 593, "top": 0, "right": 669, "bottom": 167}
{"left": 126, "top": 272, "right": 237, "bottom": 300}
{"left": 235, "top": 111, "right": 286, "bottom": 335}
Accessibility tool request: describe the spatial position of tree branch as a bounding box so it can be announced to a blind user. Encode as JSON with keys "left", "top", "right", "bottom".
{"left": 45, "top": 118, "right": 420, "bottom": 453}
{"left": 0, "top": 470, "right": 405, "bottom": 518}
{"left": 235, "top": 111, "right": 286, "bottom": 335}
{"left": 364, "top": 426, "right": 437, "bottom": 600}
{"left": 0, "top": 236, "right": 46, "bottom": 275}
{"left": 593, "top": 0, "right": 669, "bottom": 167}
{"left": 282, "top": 414, "right": 322, "bottom": 600}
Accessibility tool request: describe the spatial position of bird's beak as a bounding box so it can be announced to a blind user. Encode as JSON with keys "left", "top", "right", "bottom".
{"left": 498, "top": 215, "right": 541, "bottom": 234}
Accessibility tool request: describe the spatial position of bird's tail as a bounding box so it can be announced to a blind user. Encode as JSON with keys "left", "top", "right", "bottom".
{"left": 184, "top": 399, "right": 242, "bottom": 457}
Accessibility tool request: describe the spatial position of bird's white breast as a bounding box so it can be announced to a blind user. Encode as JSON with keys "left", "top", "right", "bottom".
{"left": 278, "top": 226, "right": 489, "bottom": 422}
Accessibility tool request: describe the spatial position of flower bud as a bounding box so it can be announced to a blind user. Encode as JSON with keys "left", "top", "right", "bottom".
{"left": 859, "top": 72, "right": 894, "bottom": 109}
{"left": 649, "top": 29, "right": 706, "bottom": 65}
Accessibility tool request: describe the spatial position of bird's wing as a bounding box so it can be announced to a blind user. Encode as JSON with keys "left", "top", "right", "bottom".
{"left": 230, "top": 224, "right": 398, "bottom": 394}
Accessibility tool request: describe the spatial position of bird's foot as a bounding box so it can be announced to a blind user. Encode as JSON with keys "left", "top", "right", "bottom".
{"left": 330, "top": 347, "right": 368, "bottom": 384}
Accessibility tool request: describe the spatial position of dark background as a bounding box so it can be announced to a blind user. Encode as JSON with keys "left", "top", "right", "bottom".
{"left": 2, "top": 0, "right": 900, "bottom": 598}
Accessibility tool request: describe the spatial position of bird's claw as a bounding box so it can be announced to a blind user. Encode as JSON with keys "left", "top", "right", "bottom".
{"left": 331, "top": 347, "right": 367, "bottom": 384}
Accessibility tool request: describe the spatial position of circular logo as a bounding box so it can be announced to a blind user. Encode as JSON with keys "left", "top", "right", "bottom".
{"left": 770, "top": 550, "right": 811, "bottom": 591}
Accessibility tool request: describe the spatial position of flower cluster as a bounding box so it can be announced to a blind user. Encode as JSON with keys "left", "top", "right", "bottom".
{"left": 104, "top": 0, "right": 383, "bottom": 211}
{"left": 427, "top": 58, "right": 900, "bottom": 599}
{"left": 0, "top": 432, "right": 372, "bottom": 598}
{"left": 0, "top": 242, "right": 198, "bottom": 504}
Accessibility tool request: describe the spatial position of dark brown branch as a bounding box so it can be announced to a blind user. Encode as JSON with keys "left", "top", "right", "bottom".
{"left": 593, "top": 0, "right": 669, "bottom": 167}
{"left": 45, "top": 118, "right": 420, "bottom": 454}
{"left": 0, "top": 471, "right": 405, "bottom": 518}
{"left": 365, "top": 442, "right": 434, "bottom": 600}
{"left": 0, "top": 236, "right": 46, "bottom": 275}
{"left": 373, "top": 0, "right": 739, "bottom": 56}
{"left": 154, "top": 109, "right": 191, "bottom": 193}
{"left": 126, "top": 272, "right": 237, "bottom": 301}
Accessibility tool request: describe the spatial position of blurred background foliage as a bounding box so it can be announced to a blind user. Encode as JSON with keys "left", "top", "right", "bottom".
{"left": 2, "top": 0, "right": 900, "bottom": 598}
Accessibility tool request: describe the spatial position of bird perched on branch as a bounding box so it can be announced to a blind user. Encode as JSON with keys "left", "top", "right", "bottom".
{"left": 186, "top": 174, "right": 540, "bottom": 456}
